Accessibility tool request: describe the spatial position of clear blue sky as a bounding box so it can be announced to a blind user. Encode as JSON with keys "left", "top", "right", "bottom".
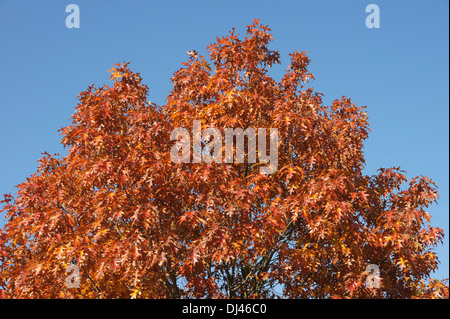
{"left": 0, "top": 0, "right": 448, "bottom": 280}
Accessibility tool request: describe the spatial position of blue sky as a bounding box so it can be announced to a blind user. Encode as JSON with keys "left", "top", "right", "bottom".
{"left": 0, "top": 0, "right": 448, "bottom": 281}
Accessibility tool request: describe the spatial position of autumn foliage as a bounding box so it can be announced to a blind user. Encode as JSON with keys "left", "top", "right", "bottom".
{"left": 0, "top": 20, "right": 448, "bottom": 299}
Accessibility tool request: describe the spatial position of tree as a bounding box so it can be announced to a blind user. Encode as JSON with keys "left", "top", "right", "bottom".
{"left": 0, "top": 19, "right": 447, "bottom": 299}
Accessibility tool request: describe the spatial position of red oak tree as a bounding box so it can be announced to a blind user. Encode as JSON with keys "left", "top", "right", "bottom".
{"left": 0, "top": 20, "right": 448, "bottom": 299}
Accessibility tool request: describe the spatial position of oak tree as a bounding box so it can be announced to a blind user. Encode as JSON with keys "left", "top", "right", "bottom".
{"left": 0, "top": 20, "right": 448, "bottom": 299}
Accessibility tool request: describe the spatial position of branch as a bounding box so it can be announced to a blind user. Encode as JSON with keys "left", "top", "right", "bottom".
{"left": 121, "top": 185, "right": 136, "bottom": 207}
{"left": 81, "top": 265, "right": 102, "bottom": 298}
